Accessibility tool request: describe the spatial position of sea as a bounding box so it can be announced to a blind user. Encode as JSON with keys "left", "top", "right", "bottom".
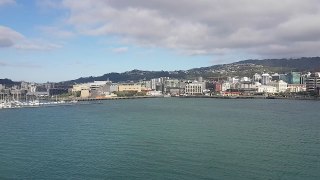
{"left": 0, "top": 98, "right": 319, "bottom": 179}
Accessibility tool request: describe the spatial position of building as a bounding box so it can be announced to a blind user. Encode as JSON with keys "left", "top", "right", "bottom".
{"left": 261, "top": 73, "right": 271, "bottom": 85}
{"left": 221, "top": 91, "right": 240, "bottom": 96}
{"left": 118, "top": 83, "right": 142, "bottom": 92}
{"left": 110, "top": 83, "right": 118, "bottom": 92}
{"left": 227, "top": 77, "right": 239, "bottom": 84}
{"left": 268, "top": 80, "right": 288, "bottom": 93}
{"left": 287, "top": 84, "right": 306, "bottom": 93}
{"left": 258, "top": 85, "right": 277, "bottom": 93}
{"left": 287, "top": 72, "right": 301, "bottom": 84}
{"left": 80, "top": 89, "right": 90, "bottom": 98}
{"left": 306, "top": 72, "right": 320, "bottom": 92}
{"left": 214, "top": 82, "right": 222, "bottom": 92}
{"left": 49, "top": 88, "right": 69, "bottom": 96}
{"left": 185, "top": 81, "right": 203, "bottom": 95}
{"left": 221, "top": 82, "right": 231, "bottom": 92}
{"left": 72, "top": 84, "right": 90, "bottom": 92}
{"left": 279, "top": 74, "right": 288, "bottom": 83}
{"left": 240, "top": 77, "right": 250, "bottom": 82}
{"left": 271, "top": 73, "right": 280, "bottom": 81}
{"left": 253, "top": 73, "right": 262, "bottom": 82}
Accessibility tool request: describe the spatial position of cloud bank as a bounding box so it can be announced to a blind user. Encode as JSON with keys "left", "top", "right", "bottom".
{"left": 59, "top": 0, "right": 320, "bottom": 58}
{"left": 0, "top": 26, "right": 62, "bottom": 51}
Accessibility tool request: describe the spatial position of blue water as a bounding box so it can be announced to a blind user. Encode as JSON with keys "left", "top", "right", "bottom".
{"left": 0, "top": 98, "right": 319, "bottom": 179}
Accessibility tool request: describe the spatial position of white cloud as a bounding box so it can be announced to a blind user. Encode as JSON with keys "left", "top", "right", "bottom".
{"left": 0, "top": 26, "right": 23, "bottom": 47}
{"left": 60, "top": 0, "right": 320, "bottom": 58}
{"left": 0, "top": 25, "right": 62, "bottom": 51}
{"left": 112, "top": 47, "right": 128, "bottom": 53}
{"left": 0, "top": 0, "right": 15, "bottom": 6}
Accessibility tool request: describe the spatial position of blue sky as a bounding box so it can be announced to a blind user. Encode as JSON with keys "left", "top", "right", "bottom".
{"left": 1, "top": 0, "right": 319, "bottom": 82}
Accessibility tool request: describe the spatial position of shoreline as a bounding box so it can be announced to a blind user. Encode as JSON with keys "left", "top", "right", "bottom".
{"left": 2, "top": 95, "right": 319, "bottom": 110}
{"left": 75, "top": 95, "right": 320, "bottom": 101}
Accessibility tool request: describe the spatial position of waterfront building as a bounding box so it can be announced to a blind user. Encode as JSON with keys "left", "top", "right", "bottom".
{"left": 110, "top": 83, "right": 118, "bottom": 92}
{"left": 268, "top": 80, "right": 288, "bottom": 93}
{"left": 118, "top": 83, "right": 142, "bottom": 92}
{"left": 72, "top": 84, "right": 90, "bottom": 92}
{"left": 287, "top": 84, "right": 306, "bottom": 93}
{"left": 167, "top": 87, "right": 182, "bottom": 96}
{"left": 306, "top": 72, "right": 320, "bottom": 92}
{"left": 81, "top": 89, "right": 90, "bottom": 98}
{"left": 214, "top": 82, "right": 222, "bottom": 92}
{"left": 287, "top": 72, "right": 301, "bottom": 84}
{"left": 150, "top": 78, "right": 162, "bottom": 90}
{"left": 221, "top": 91, "right": 240, "bottom": 96}
{"left": 257, "top": 85, "right": 277, "bottom": 93}
{"left": 221, "top": 82, "right": 231, "bottom": 92}
{"left": 261, "top": 73, "right": 271, "bottom": 85}
{"left": 147, "top": 91, "right": 162, "bottom": 96}
{"left": 185, "top": 81, "right": 203, "bottom": 95}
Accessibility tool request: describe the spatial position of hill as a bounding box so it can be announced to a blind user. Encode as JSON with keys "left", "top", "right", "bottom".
{"left": 236, "top": 57, "right": 320, "bottom": 71}
{"left": 60, "top": 57, "right": 320, "bottom": 85}
{"left": 0, "top": 79, "right": 19, "bottom": 87}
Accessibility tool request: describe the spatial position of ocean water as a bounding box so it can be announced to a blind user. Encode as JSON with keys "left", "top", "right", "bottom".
{"left": 0, "top": 98, "right": 319, "bottom": 179}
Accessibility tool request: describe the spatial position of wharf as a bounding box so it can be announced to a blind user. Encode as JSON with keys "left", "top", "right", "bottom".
{"left": 76, "top": 96, "right": 164, "bottom": 102}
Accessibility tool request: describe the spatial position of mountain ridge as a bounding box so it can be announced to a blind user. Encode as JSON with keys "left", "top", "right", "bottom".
{"left": 60, "top": 57, "right": 320, "bottom": 84}
{"left": 1, "top": 57, "right": 320, "bottom": 85}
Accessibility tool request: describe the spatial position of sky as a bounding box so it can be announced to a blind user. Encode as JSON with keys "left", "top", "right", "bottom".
{"left": 1, "top": 0, "right": 320, "bottom": 82}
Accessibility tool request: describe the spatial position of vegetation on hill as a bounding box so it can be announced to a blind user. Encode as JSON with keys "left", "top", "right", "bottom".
{"left": 60, "top": 57, "right": 320, "bottom": 85}
{"left": 2, "top": 57, "right": 320, "bottom": 85}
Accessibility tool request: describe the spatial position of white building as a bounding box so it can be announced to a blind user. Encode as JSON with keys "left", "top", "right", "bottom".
{"left": 268, "top": 80, "right": 288, "bottom": 92}
{"left": 221, "top": 82, "right": 231, "bottom": 91}
{"left": 253, "top": 73, "right": 262, "bottom": 82}
{"left": 110, "top": 83, "right": 118, "bottom": 92}
{"left": 72, "top": 84, "right": 90, "bottom": 92}
{"left": 151, "top": 78, "right": 162, "bottom": 90}
{"left": 261, "top": 73, "right": 271, "bottom": 85}
{"left": 227, "top": 77, "right": 239, "bottom": 84}
{"left": 306, "top": 72, "right": 320, "bottom": 92}
{"left": 287, "top": 84, "right": 306, "bottom": 93}
{"left": 185, "top": 81, "right": 204, "bottom": 95}
{"left": 240, "top": 77, "right": 250, "bottom": 82}
{"left": 258, "top": 85, "right": 276, "bottom": 93}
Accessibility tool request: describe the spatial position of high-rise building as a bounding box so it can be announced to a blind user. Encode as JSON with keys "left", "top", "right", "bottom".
{"left": 288, "top": 72, "right": 301, "bottom": 84}
{"left": 306, "top": 72, "right": 320, "bottom": 92}
{"left": 253, "top": 73, "right": 262, "bottom": 82}
{"left": 261, "top": 73, "right": 271, "bottom": 85}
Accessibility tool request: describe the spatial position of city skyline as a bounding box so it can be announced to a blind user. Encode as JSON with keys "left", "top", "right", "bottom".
{"left": 1, "top": 0, "right": 320, "bottom": 82}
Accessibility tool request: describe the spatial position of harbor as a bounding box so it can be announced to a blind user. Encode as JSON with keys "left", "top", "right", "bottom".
{"left": 0, "top": 99, "right": 79, "bottom": 109}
